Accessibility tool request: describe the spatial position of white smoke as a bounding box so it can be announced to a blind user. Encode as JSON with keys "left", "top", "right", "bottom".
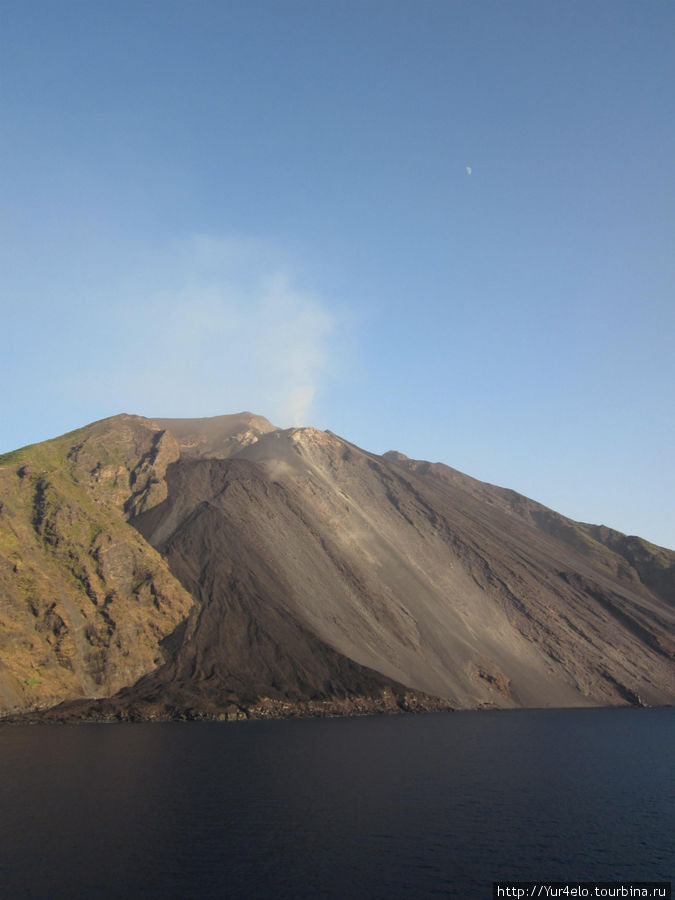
{"left": 65, "top": 234, "right": 335, "bottom": 428}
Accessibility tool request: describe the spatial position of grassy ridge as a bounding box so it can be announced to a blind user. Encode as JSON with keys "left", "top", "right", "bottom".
{"left": 0, "top": 415, "right": 194, "bottom": 715}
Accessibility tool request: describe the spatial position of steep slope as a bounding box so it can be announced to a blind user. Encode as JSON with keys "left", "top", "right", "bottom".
{"left": 1, "top": 414, "right": 673, "bottom": 721}
{"left": 121, "top": 427, "right": 673, "bottom": 714}
{"left": 0, "top": 415, "right": 196, "bottom": 714}
{"left": 384, "top": 453, "right": 674, "bottom": 605}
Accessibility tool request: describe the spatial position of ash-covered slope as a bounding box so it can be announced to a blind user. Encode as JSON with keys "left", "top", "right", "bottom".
{"left": 1, "top": 413, "right": 673, "bottom": 721}
{"left": 384, "top": 452, "right": 675, "bottom": 606}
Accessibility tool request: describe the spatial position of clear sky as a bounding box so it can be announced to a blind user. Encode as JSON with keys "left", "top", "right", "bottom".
{"left": 2, "top": 1, "right": 673, "bottom": 548}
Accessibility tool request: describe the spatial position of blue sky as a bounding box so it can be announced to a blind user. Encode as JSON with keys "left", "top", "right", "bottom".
{"left": 1, "top": 1, "right": 673, "bottom": 548}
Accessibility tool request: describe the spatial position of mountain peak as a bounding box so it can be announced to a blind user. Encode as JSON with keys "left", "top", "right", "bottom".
{"left": 383, "top": 450, "right": 410, "bottom": 462}
{"left": 150, "top": 412, "right": 277, "bottom": 459}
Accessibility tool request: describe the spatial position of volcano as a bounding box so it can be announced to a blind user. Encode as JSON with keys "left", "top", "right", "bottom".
{"left": 1, "top": 412, "right": 672, "bottom": 721}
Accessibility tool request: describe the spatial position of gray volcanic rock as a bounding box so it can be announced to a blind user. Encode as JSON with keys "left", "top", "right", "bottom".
{"left": 1, "top": 413, "right": 673, "bottom": 721}
{"left": 151, "top": 412, "right": 276, "bottom": 460}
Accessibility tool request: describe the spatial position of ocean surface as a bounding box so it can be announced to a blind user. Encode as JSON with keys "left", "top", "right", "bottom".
{"left": 0, "top": 708, "right": 672, "bottom": 899}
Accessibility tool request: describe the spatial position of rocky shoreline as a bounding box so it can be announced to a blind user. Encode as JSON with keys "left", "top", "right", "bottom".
{"left": 1, "top": 688, "right": 455, "bottom": 725}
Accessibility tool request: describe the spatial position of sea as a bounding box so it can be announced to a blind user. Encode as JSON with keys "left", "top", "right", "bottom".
{"left": 0, "top": 708, "right": 672, "bottom": 899}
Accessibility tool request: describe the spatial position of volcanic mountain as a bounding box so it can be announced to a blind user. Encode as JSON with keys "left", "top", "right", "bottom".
{"left": 0, "top": 412, "right": 673, "bottom": 721}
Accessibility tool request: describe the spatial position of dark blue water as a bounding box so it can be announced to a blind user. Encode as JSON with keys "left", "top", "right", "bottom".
{"left": 0, "top": 708, "right": 672, "bottom": 898}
